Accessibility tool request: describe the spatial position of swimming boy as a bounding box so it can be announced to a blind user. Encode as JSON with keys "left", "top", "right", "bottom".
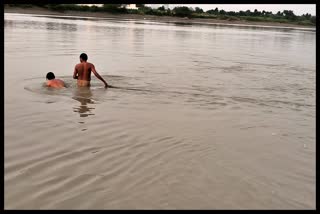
{"left": 73, "top": 53, "right": 108, "bottom": 88}
{"left": 46, "top": 72, "right": 66, "bottom": 88}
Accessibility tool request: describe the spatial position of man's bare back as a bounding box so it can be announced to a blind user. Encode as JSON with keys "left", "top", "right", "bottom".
{"left": 74, "top": 62, "right": 93, "bottom": 86}
{"left": 73, "top": 53, "right": 108, "bottom": 88}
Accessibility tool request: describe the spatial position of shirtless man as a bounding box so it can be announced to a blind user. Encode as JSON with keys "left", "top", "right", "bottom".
{"left": 73, "top": 53, "right": 108, "bottom": 88}
{"left": 46, "top": 72, "right": 66, "bottom": 88}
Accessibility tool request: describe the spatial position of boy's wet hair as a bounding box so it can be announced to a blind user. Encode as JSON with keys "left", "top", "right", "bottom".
{"left": 80, "top": 53, "right": 88, "bottom": 61}
{"left": 46, "top": 72, "right": 55, "bottom": 80}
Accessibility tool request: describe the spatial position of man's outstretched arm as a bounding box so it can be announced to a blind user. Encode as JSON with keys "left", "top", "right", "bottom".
{"left": 91, "top": 65, "right": 108, "bottom": 87}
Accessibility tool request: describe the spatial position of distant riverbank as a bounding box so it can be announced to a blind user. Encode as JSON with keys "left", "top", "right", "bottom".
{"left": 4, "top": 6, "right": 316, "bottom": 30}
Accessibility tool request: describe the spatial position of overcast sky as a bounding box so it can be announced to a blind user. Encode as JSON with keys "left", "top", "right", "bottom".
{"left": 147, "top": 4, "right": 316, "bottom": 16}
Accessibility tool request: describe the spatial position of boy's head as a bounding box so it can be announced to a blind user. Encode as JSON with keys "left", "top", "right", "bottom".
{"left": 80, "top": 53, "right": 88, "bottom": 62}
{"left": 46, "top": 72, "right": 55, "bottom": 80}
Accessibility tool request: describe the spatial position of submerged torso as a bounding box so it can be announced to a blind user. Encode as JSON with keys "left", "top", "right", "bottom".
{"left": 47, "top": 79, "right": 65, "bottom": 88}
{"left": 77, "top": 79, "right": 91, "bottom": 87}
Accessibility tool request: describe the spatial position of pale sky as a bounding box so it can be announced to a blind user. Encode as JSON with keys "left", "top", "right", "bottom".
{"left": 147, "top": 4, "right": 316, "bottom": 16}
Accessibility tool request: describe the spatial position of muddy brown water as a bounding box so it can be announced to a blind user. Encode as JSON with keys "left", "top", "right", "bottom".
{"left": 5, "top": 13, "right": 315, "bottom": 209}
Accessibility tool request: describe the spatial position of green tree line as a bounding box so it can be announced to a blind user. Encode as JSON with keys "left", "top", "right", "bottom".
{"left": 5, "top": 4, "right": 316, "bottom": 26}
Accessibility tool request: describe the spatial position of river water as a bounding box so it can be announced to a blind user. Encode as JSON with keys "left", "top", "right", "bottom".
{"left": 4, "top": 13, "right": 315, "bottom": 209}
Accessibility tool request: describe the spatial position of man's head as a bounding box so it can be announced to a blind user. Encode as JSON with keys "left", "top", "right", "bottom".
{"left": 46, "top": 72, "right": 55, "bottom": 80}
{"left": 80, "top": 53, "right": 88, "bottom": 62}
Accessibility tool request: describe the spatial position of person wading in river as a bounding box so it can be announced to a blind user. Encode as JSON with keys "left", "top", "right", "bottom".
{"left": 46, "top": 72, "right": 66, "bottom": 88}
{"left": 73, "top": 53, "right": 108, "bottom": 88}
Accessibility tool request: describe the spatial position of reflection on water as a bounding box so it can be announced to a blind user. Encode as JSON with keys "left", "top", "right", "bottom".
{"left": 72, "top": 87, "right": 95, "bottom": 118}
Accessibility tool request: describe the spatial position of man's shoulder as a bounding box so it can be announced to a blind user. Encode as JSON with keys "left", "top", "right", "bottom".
{"left": 75, "top": 62, "right": 94, "bottom": 67}
{"left": 56, "top": 79, "right": 64, "bottom": 82}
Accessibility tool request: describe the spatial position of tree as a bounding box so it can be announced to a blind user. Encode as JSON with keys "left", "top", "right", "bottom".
{"left": 195, "top": 7, "right": 204, "bottom": 13}
{"left": 283, "top": 10, "right": 297, "bottom": 20}
{"left": 158, "top": 6, "right": 165, "bottom": 11}
{"left": 276, "top": 11, "right": 284, "bottom": 17}
{"left": 238, "top": 10, "right": 246, "bottom": 16}
{"left": 102, "top": 4, "right": 126, "bottom": 13}
{"left": 310, "top": 16, "right": 316, "bottom": 24}
{"left": 206, "top": 9, "right": 215, "bottom": 14}
{"left": 302, "top": 13, "right": 312, "bottom": 19}
{"left": 245, "top": 10, "right": 251, "bottom": 16}
{"left": 206, "top": 7, "right": 219, "bottom": 15}
{"left": 227, "top": 11, "right": 236, "bottom": 16}
{"left": 265, "top": 11, "right": 273, "bottom": 16}
{"left": 219, "top": 9, "right": 226, "bottom": 15}
{"left": 253, "top": 9, "right": 261, "bottom": 16}
{"left": 138, "top": 5, "right": 153, "bottom": 14}
{"left": 173, "top": 6, "right": 193, "bottom": 17}
{"left": 166, "top": 8, "right": 172, "bottom": 16}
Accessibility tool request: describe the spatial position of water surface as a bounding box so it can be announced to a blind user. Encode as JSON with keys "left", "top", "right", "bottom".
{"left": 5, "top": 13, "right": 315, "bottom": 209}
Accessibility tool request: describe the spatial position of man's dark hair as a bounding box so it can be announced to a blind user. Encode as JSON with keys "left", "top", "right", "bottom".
{"left": 46, "top": 72, "right": 55, "bottom": 80}
{"left": 80, "top": 53, "right": 88, "bottom": 61}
